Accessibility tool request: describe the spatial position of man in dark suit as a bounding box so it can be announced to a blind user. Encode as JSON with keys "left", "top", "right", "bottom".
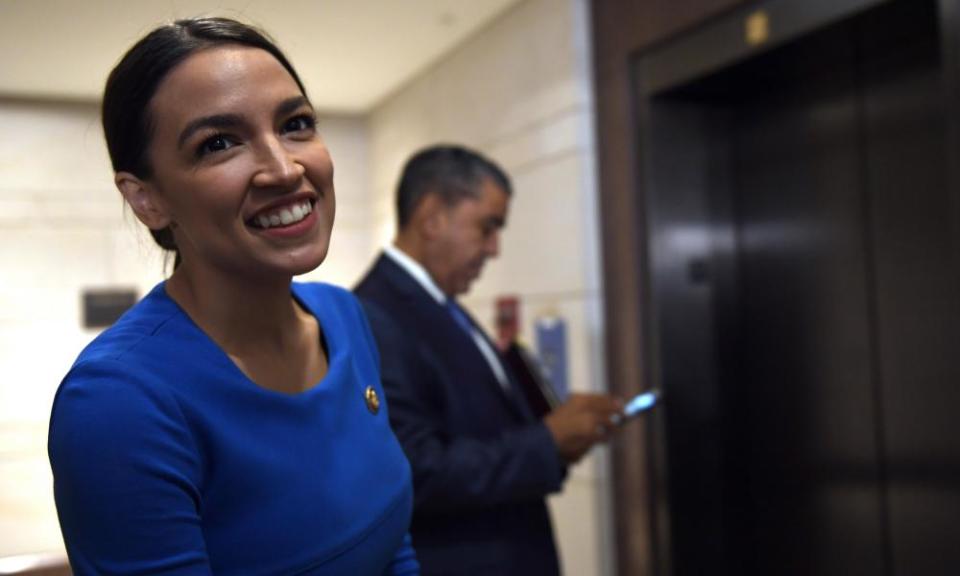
{"left": 355, "top": 144, "right": 622, "bottom": 576}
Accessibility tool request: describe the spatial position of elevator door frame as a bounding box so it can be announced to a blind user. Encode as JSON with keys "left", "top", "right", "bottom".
{"left": 629, "top": 0, "right": 960, "bottom": 574}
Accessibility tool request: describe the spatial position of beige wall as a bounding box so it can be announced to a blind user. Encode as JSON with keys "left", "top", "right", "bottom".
{"left": 0, "top": 99, "right": 127, "bottom": 557}
{"left": 368, "top": 0, "right": 613, "bottom": 574}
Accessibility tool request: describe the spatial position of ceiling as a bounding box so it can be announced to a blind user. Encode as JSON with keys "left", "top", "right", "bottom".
{"left": 0, "top": 0, "right": 522, "bottom": 113}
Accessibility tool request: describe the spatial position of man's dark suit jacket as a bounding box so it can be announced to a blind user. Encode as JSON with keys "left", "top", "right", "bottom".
{"left": 355, "top": 253, "right": 566, "bottom": 576}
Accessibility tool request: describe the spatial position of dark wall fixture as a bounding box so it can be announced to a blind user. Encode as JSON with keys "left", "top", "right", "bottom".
{"left": 592, "top": 0, "right": 960, "bottom": 575}
{"left": 82, "top": 288, "right": 137, "bottom": 329}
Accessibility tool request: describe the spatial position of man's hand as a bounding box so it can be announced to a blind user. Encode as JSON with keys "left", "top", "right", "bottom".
{"left": 543, "top": 393, "right": 623, "bottom": 464}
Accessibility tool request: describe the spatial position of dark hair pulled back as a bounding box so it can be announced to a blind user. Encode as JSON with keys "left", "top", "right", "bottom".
{"left": 101, "top": 17, "right": 308, "bottom": 264}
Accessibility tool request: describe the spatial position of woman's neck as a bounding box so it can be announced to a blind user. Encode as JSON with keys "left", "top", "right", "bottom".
{"left": 165, "top": 264, "right": 307, "bottom": 356}
{"left": 166, "top": 263, "right": 327, "bottom": 394}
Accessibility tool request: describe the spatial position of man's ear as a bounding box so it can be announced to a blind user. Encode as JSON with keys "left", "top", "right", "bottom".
{"left": 418, "top": 194, "right": 449, "bottom": 239}
{"left": 115, "top": 172, "right": 171, "bottom": 230}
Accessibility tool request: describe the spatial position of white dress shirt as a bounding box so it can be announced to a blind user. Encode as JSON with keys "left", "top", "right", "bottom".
{"left": 383, "top": 245, "right": 510, "bottom": 391}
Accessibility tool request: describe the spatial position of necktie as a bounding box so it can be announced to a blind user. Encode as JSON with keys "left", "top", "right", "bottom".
{"left": 445, "top": 300, "right": 474, "bottom": 335}
{"left": 445, "top": 298, "right": 518, "bottom": 404}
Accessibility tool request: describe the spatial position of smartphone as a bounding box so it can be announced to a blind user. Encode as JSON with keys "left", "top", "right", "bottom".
{"left": 612, "top": 389, "right": 661, "bottom": 425}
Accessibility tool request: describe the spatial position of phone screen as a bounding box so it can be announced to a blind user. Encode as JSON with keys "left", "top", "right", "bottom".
{"left": 623, "top": 389, "right": 661, "bottom": 418}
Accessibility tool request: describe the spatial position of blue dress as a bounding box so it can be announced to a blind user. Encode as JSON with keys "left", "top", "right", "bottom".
{"left": 49, "top": 282, "right": 419, "bottom": 575}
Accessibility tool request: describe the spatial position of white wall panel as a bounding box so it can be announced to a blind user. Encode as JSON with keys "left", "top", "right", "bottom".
{"left": 472, "top": 152, "right": 589, "bottom": 298}
{"left": 369, "top": 0, "right": 610, "bottom": 573}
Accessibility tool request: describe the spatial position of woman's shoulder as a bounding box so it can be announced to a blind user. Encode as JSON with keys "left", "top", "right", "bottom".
{"left": 73, "top": 283, "right": 183, "bottom": 366}
{"left": 292, "top": 280, "right": 357, "bottom": 305}
{"left": 292, "top": 281, "right": 378, "bottom": 356}
{"left": 51, "top": 348, "right": 189, "bottom": 469}
{"left": 55, "top": 283, "right": 191, "bottom": 422}
{"left": 51, "top": 287, "right": 197, "bottom": 462}
{"left": 292, "top": 281, "right": 366, "bottom": 323}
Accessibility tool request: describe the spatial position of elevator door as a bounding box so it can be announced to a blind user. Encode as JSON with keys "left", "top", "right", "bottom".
{"left": 641, "top": 0, "right": 959, "bottom": 574}
{"left": 728, "top": 19, "right": 885, "bottom": 575}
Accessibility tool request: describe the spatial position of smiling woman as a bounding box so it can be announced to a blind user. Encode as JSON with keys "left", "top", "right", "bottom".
{"left": 117, "top": 46, "right": 336, "bottom": 291}
{"left": 47, "top": 17, "right": 418, "bottom": 576}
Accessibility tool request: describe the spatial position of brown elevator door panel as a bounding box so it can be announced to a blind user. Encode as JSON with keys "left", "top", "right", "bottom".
{"left": 642, "top": 1, "right": 957, "bottom": 574}
{"left": 728, "top": 23, "right": 885, "bottom": 575}
{"left": 859, "top": 2, "right": 960, "bottom": 573}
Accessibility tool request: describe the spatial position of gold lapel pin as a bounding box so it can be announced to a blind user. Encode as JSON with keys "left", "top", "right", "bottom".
{"left": 364, "top": 386, "right": 380, "bottom": 415}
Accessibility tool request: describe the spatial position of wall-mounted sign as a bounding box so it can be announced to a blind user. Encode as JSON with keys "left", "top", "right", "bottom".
{"left": 535, "top": 315, "right": 568, "bottom": 401}
{"left": 495, "top": 295, "right": 520, "bottom": 350}
{"left": 82, "top": 288, "right": 137, "bottom": 329}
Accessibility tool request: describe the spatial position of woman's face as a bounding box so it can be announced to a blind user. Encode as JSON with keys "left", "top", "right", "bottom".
{"left": 142, "top": 45, "right": 335, "bottom": 280}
